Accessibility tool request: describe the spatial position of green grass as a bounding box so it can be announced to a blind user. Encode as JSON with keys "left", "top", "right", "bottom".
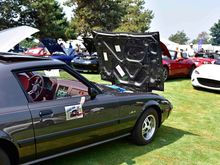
{"left": 42, "top": 74, "right": 220, "bottom": 165}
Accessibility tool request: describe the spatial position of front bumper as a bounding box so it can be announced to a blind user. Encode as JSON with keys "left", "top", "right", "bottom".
{"left": 192, "top": 76, "right": 220, "bottom": 91}
{"left": 160, "top": 100, "right": 173, "bottom": 123}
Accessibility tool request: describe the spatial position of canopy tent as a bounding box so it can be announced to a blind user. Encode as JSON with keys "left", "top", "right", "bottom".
{"left": 0, "top": 26, "right": 39, "bottom": 52}
{"left": 160, "top": 38, "right": 179, "bottom": 50}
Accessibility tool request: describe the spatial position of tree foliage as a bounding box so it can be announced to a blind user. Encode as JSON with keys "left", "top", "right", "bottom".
{"left": 0, "top": 0, "right": 21, "bottom": 30}
{"left": 67, "top": 0, "right": 153, "bottom": 36}
{"left": 210, "top": 19, "right": 220, "bottom": 45}
{"left": 0, "top": 0, "right": 68, "bottom": 39}
{"left": 114, "top": 0, "right": 153, "bottom": 33}
{"left": 169, "top": 30, "right": 189, "bottom": 44}
{"left": 67, "top": 0, "right": 124, "bottom": 36}
{"left": 192, "top": 31, "right": 210, "bottom": 44}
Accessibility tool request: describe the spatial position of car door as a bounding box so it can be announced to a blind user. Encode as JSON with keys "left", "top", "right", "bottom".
{"left": 93, "top": 31, "right": 164, "bottom": 92}
{"left": 174, "top": 58, "right": 191, "bottom": 75}
{"left": 17, "top": 67, "right": 120, "bottom": 159}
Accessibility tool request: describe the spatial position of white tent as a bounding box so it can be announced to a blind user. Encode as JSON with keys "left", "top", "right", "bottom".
{"left": 160, "top": 38, "right": 179, "bottom": 50}
{"left": 0, "top": 26, "right": 39, "bottom": 52}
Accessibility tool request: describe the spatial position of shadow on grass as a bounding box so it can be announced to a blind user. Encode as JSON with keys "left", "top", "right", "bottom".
{"left": 166, "top": 77, "right": 189, "bottom": 83}
{"left": 39, "top": 126, "right": 197, "bottom": 165}
{"left": 193, "top": 86, "right": 220, "bottom": 94}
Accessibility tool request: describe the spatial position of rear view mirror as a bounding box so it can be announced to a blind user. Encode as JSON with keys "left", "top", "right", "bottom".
{"left": 88, "top": 87, "right": 98, "bottom": 100}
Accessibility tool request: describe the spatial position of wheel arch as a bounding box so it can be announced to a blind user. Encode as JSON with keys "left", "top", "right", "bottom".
{"left": 136, "top": 101, "right": 162, "bottom": 128}
{"left": 0, "top": 131, "right": 19, "bottom": 165}
{"left": 189, "top": 64, "right": 196, "bottom": 76}
{"left": 163, "top": 65, "right": 170, "bottom": 79}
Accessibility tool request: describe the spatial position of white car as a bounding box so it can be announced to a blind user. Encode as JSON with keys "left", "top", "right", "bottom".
{"left": 191, "top": 60, "right": 220, "bottom": 91}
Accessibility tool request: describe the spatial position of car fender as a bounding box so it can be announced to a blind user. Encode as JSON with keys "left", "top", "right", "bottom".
{"left": 0, "top": 130, "right": 19, "bottom": 164}
{"left": 135, "top": 100, "right": 162, "bottom": 127}
{"left": 0, "top": 130, "right": 20, "bottom": 150}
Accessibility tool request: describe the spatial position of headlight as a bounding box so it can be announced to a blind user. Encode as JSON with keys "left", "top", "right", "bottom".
{"left": 194, "top": 70, "right": 200, "bottom": 74}
{"left": 195, "top": 61, "right": 200, "bottom": 66}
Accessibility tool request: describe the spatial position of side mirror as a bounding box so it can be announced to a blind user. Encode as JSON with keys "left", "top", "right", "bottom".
{"left": 88, "top": 87, "right": 98, "bottom": 100}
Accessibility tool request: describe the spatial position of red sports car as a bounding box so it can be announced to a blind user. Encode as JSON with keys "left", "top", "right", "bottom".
{"left": 161, "top": 42, "right": 196, "bottom": 81}
{"left": 25, "top": 47, "right": 49, "bottom": 57}
{"left": 190, "top": 52, "right": 216, "bottom": 67}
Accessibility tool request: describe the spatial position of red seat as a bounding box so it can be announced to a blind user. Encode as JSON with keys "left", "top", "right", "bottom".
{"left": 17, "top": 73, "right": 30, "bottom": 91}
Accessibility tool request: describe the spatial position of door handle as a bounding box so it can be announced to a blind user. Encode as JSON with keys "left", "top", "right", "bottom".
{"left": 39, "top": 110, "right": 53, "bottom": 118}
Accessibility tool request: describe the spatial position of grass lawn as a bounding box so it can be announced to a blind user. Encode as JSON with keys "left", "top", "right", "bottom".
{"left": 43, "top": 74, "right": 220, "bottom": 165}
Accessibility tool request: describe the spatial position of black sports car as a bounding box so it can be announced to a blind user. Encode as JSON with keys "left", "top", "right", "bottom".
{"left": 0, "top": 31, "right": 172, "bottom": 165}
{"left": 71, "top": 37, "right": 99, "bottom": 72}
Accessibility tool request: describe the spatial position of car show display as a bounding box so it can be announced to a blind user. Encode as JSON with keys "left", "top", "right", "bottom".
{"left": 0, "top": 27, "right": 172, "bottom": 165}
{"left": 191, "top": 60, "right": 220, "bottom": 91}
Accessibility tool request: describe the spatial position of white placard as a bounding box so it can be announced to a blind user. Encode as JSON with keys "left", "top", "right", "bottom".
{"left": 116, "top": 65, "right": 125, "bottom": 77}
{"left": 65, "top": 104, "right": 83, "bottom": 120}
{"left": 103, "top": 52, "right": 108, "bottom": 61}
{"left": 44, "top": 69, "right": 60, "bottom": 77}
{"left": 115, "top": 45, "right": 121, "bottom": 52}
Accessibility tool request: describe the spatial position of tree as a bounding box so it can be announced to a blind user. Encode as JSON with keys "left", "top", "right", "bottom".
{"left": 67, "top": 0, "right": 124, "bottom": 36}
{"left": 20, "top": 0, "right": 68, "bottom": 39}
{"left": 210, "top": 19, "right": 220, "bottom": 45}
{"left": 0, "top": 0, "right": 21, "bottom": 30}
{"left": 192, "top": 31, "right": 210, "bottom": 44}
{"left": 114, "top": 0, "right": 153, "bottom": 33}
{"left": 0, "top": 0, "right": 68, "bottom": 39}
{"left": 67, "top": 0, "right": 153, "bottom": 36}
{"left": 169, "top": 30, "right": 189, "bottom": 44}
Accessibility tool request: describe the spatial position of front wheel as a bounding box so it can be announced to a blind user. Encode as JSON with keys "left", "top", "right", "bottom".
{"left": 0, "top": 148, "right": 11, "bottom": 165}
{"left": 132, "top": 108, "right": 159, "bottom": 145}
{"left": 163, "top": 67, "right": 169, "bottom": 81}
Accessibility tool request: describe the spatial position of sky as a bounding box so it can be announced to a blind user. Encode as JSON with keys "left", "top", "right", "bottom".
{"left": 58, "top": 0, "right": 220, "bottom": 41}
{"left": 146, "top": 0, "right": 220, "bottom": 40}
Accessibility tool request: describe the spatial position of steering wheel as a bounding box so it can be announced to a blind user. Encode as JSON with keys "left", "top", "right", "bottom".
{"left": 28, "top": 75, "right": 44, "bottom": 101}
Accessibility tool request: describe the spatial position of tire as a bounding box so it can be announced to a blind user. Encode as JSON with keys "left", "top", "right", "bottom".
{"left": 189, "top": 65, "right": 196, "bottom": 77}
{"left": 132, "top": 108, "right": 159, "bottom": 145}
{"left": 0, "top": 148, "right": 11, "bottom": 165}
{"left": 163, "top": 67, "right": 169, "bottom": 81}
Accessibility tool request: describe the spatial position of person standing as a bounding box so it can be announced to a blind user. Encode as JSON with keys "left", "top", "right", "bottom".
{"left": 188, "top": 43, "right": 195, "bottom": 57}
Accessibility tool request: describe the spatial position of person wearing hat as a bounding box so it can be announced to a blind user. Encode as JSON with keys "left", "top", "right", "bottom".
{"left": 188, "top": 43, "right": 195, "bottom": 57}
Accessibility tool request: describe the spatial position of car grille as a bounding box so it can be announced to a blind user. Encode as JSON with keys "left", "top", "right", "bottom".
{"left": 197, "top": 78, "right": 220, "bottom": 88}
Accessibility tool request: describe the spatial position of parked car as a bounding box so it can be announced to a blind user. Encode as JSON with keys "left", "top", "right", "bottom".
{"left": 190, "top": 52, "right": 216, "bottom": 67}
{"left": 71, "top": 38, "right": 99, "bottom": 72}
{"left": 25, "top": 47, "right": 49, "bottom": 57}
{"left": 0, "top": 29, "right": 172, "bottom": 165}
{"left": 191, "top": 60, "right": 220, "bottom": 91}
{"left": 40, "top": 38, "right": 76, "bottom": 65}
{"left": 161, "top": 43, "right": 196, "bottom": 81}
{"left": 71, "top": 54, "right": 99, "bottom": 72}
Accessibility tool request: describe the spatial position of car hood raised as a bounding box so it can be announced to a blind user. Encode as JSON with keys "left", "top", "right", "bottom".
{"left": 41, "top": 38, "right": 66, "bottom": 55}
{"left": 0, "top": 26, "right": 39, "bottom": 52}
{"left": 92, "top": 31, "right": 164, "bottom": 92}
{"left": 83, "top": 38, "right": 97, "bottom": 54}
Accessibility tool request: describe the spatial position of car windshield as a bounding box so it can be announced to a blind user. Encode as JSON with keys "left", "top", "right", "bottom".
{"left": 196, "top": 53, "right": 214, "bottom": 59}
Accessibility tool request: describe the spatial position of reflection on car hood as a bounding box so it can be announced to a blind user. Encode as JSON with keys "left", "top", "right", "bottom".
{"left": 92, "top": 31, "right": 164, "bottom": 92}
{"left": 195, "top": 64, "right": 220, "bottom": 80}
{"left": 0, "top": 26, "right": 39, "bottom": 52}
{"left": 41, "top": 38, "right": 66, "bottom": 55}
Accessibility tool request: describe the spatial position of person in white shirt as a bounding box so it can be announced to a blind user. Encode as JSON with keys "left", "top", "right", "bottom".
{"left": 188, "top": 43, "right": 195, "bottom": 57}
